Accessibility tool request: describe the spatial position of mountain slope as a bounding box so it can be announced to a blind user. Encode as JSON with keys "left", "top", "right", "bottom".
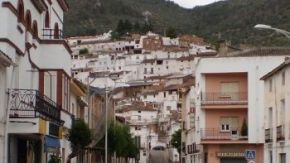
{"left": 64, "top": 0, "right": 290, "bottom": 46}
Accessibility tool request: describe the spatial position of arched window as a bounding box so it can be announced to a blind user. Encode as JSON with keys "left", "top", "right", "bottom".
{"left": 25, "top": 10, "right": 32, "bottom": 30}
{"left": 17, "top": 0, "right": 24, "bottom": 22}
{"left": 32, "top": 21, "right": 38, "bottom": 38}
{"left": 54, "top": 23, "right": 59, "bottom": 39}
{"left": 44, "top": 11, "right": 50, "bottom": 28}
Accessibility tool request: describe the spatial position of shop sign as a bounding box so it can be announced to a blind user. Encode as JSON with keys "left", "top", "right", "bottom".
{"left": 216, "top": 152, "right": 245, "bottom": 158}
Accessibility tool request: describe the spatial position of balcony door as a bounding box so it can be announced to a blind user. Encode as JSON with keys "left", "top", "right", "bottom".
{"left": 220, "top": 82, "right": 239, "bottom": 100}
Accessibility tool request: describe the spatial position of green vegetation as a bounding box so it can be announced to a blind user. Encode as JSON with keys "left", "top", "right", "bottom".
{"left": 79, "top": 48, "right": 89, "bottom": 55}
{"left": 96, "top": 122, "right": 139, "bottom": 160}
{"left": 171, "top": 129, "right": 181, "bottom": 154}
{"left": 112, "top": 19, "right": 153, "bottom": 39}
{"left": 67, "top": 119, "right": 92, "bottom": 163}
{"left": 166, "top": 26, "right": 177, "bottom": 38}
{"left": 64, "top": 0, "right": 290, "bottom": 46}
{"left": 241, "top": 119, "right": 248, "bottom": 136}
{"left": 48, "top": 156, "right": 61, "bottom": 163}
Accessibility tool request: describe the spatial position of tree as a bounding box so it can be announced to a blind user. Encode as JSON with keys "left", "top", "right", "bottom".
{"left": 116, "top": 20, "right": 125, "bottom": 36}
{"left": 166, "top": 26, "right": 177, "bottom": 38}
{"left": 241, "top": 119, "right": 248, "bottom": 136}
{"left": 96, "top": 122, "right": 139, "bottom": 161}
{"left": 124, "top": 19, "right": 132, "bottom": 33}
{"left": 133, "top": 22, "right": 141, "bottom": 33}
{"left": 141, "top": 21, "right": 153, "bottom": 34}
{"left": 171, "top": 129, "right": 181, "bottom": 154}
{"left": 67, "top": 119, "right": 92, "bottom": 163}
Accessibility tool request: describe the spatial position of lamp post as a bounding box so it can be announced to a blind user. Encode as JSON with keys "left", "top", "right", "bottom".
{"left": 254, "top": 24, "right": 290, "bottom": 39}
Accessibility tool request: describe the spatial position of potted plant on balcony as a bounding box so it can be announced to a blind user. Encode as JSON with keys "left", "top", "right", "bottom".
{"left": 241, "top": 119, "right": 248, "bottom": 139}
{"left": 48, "top": 155, "right": 61, "bottom": 163}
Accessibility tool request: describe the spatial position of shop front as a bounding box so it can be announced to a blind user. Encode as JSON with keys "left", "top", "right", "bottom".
{"left": 203, "top": 144, "right": 263, "bottom": 163}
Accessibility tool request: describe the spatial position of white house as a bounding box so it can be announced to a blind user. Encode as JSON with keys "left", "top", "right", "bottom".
{"left": 189, "top": 48, "right": 290, "bottom": 163}
{"left": 0, "top": 0, "right": 74, "bottom": 163}
{"left": 261, "top": 57, "right": 290, "bottom": 163}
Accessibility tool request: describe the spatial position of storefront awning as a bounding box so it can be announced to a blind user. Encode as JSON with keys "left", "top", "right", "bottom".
{"left": 44, "top": 135, "right": 60, "bottom": 150}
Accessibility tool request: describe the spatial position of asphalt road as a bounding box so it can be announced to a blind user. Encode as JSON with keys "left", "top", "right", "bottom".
{"left": 149, "top": 150, "right": 169, "bottom": 163}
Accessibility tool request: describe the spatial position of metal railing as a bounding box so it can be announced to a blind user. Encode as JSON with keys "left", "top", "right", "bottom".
{"left": 265, "top": 128, "right": 273, "bottom": 143}
{"left": 200, "top": 128, "right": 248, "bottom": 140}
{"left": 277, "top": 125, "right": 285, "bottom": 141}
{"left": 8, "top": 89, "right": 61, "bottom": 122}
{"left": 201, "top": 92, "right": 248, "bottom": 105}
{"left": 42, "top": 28, "right": 63, "bottom": 39}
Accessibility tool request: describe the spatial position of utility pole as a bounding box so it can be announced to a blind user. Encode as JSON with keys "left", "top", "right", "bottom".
{"left": 105, "top": 86, "right": 108, "bottom": 163}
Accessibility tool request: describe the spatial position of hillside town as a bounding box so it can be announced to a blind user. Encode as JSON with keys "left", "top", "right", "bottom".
{"left": 0, "top": 0, "right": 290, "bottom": 163}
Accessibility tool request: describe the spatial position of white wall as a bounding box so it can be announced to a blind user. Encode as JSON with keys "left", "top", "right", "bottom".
{"left": 195, "top": 56, "right": 288, "bottom": 144}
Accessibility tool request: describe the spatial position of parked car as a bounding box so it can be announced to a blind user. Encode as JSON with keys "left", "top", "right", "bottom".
{"left": 152, "top": 145, "right": 166, "bottom": 151}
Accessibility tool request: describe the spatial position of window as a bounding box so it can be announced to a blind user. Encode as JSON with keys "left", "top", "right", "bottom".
{"left": 269, "top": 79, "right": 273, "bottom": 92}
{"left": 164, "top": 92, "right": 166, "bottom": 98}
{"left": 282, "top": 71, "right": 285, "bottom": 85}
{"left": 25, "top": 10, "right": 32, "bottom": 30}
{"left": 150, "top": 68, "right": 154, "bottom": 74}
{"left": 167, "top": 106, "right": 171, "bottom": 111}
{"left": 138, "top": 111, "right": 141, "bottom": 113}
{"left": 157, "top": 60, "right": 163, "bottom": 65}
{"left": 280, "top": 99, "right": 285, "bottom": 125}
{"left": 269, "top": 151, "right": 273, "bottom": 163}
{"left": 280, "top": 153, "right": 286, "bottom": 163}
{"left": 32, "top": 21, "right": 38, "bottom": 38}
{"left": 54, "top": 23, "right": 60, "bottom": 39}
{"left": 220, "top": 82, "right": 239, "bottom": 100}
{"left": 144, "top": 68, "right": 147, "bottom": 74}
{"left": 220, "top": 117, "right": 239, "bottom": 132}
{"left": 44, "top": 11, "right": 50, "bottom": 28}
{"left": 17, "top": 0, "right": 24, "bottom": 23}
{"left": 268, "top": 107, "right": 273, "bottom": 128}
{"left": 135, "top": 127, "right": 141, "bottom": 131}
{"left": 72, "top": 103, "right": 75, "bottom": 115}
{"left": 144, "top": 95, "right": 147, "bottom": 99}
{"left": 134, "top": 136, "right": 141, "bottom": 148}
{"left": 138, "top": 116, "right": 141, "bottom": 121}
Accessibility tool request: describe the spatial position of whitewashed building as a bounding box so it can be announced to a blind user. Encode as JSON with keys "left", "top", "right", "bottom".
{"left": 188, "top": 48, "right": 290, "bottom": 163}
{"left": 0, "top": 0, "right": 74, "bottom": 163}
{"left": 261, "top": 57, "right": 290, "bottom": 163}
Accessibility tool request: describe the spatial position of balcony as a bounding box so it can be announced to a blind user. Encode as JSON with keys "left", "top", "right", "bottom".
{"left": 42, "top": 29, "right": 63, "bottom": 40}
{"left": 276, "top": 125, "right": 285, "bottom": 141}
{"left": 265, "top": 128, "right": 273, "bottom": 143}
{"left": 200, "top": 128, "right": 248, "bottom": 142}
{"left": 8, "top": 89, "right": 61, "bottom": 123}
{"left": 201, "top": 92, "right": 248, "bottom": 107}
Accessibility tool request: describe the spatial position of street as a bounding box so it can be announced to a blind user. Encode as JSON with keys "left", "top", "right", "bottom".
{"left": 149, "top": 150, "right": 169, "bottom": 163}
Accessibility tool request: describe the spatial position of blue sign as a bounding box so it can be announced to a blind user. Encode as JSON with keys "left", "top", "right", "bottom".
{"left": 245, "top": 150, "right": 256, "bottom": 159}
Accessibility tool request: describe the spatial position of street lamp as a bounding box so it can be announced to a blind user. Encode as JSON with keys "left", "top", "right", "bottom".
{"left": 254, "top": 24, "right": 290, "bottom": 39}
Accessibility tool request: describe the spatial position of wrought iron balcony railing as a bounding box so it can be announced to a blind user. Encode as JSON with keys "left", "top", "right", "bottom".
{"left": 277, "top": 125, "right": 285, "bottom": 141}
{"left": 265, "top": 128, "right": 273, "bottom": 143}
{"left": 8, "top": 89, "right": 61, "bottom": 123}
{"left": 200, "top": 128, "right": 248, "bottom": 140}
{"left": 42, "top": 28, "right": 63, "bottom": 39}
{"left": 201, "top": 92, "right": 248, "bottom": 105}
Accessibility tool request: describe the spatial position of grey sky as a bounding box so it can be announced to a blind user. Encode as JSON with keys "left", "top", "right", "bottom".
{"left": 171, "top": 0, "right": 222, "bottom": 8}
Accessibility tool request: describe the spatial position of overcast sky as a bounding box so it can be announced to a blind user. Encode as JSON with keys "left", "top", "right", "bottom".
{"left": 171, "top": 0, "right": 222, "bottom": 8}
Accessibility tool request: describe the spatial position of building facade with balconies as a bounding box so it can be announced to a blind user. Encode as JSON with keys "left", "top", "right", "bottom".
{"left": 0, "top": 0, "right": 71, "bottom": 162}
{"left": 261, "top": 58, "right": 290, "bottom": 163}
{"left": 193, "top": 49, "right": 290, "bottom": 163}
